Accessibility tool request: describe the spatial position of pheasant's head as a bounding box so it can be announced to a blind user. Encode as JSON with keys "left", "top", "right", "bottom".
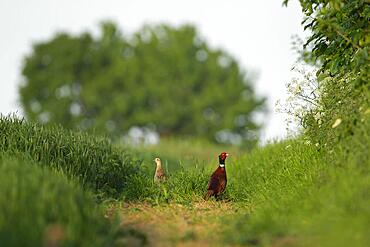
{"left": 154, "top": 157, "right": 162, "bottom": 166}
{"left": 218, "top": 152, "right": 229, "bottom": 164}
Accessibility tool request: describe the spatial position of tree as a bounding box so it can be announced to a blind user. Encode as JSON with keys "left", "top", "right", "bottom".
{"left": 284, "top": 0, "right": 369, "bottom": 79}
{"left": 20, "top": 22, "right": 265, "bottom": 146}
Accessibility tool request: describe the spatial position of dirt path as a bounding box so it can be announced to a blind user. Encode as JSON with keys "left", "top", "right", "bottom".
{"left": 115, "top": 201, "right": 239, "bottom": 247}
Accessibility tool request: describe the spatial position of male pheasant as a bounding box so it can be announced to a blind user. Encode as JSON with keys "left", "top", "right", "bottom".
{"left": 204, "top": 152, "right": 229, "bottom": 200}
{"left": 154, "top": 157, "right": 166, "bottom": 183}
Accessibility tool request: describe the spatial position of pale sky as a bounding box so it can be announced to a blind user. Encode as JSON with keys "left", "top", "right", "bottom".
{"left": 0, "top": 0, "right": 305, "bottom": 142}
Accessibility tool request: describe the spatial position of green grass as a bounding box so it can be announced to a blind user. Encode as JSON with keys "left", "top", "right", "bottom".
{"left": 223, "top": 139, "right": 369, "bottom": 246}
{"left": 0, "top": 154, "right": 123, "bottom": 247}
{"left": 0, "top": 116, "right": 142, "bottom": 198}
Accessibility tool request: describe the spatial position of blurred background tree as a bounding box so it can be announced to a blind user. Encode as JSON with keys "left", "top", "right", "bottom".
{"left": 20, "top": 22, "right": 265, "bottom": 147}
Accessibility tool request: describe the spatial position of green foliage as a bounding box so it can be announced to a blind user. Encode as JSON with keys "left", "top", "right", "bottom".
{"left": 0, "top": 116, "right": 142, "bottom": 198}
{"left": 303, "top": 72, "right": 370, "bottom": 154}
{"left": 285, "top": 0, "right": 369, "bottom": 76}
{"left": 0, "top": 154, "right": 122, "bottom": 247}
{"left": 284, "top": 0, "right": 369, "bottom": 152}
{"left": 20, "top": 22, "right": 265, "bottom": 146}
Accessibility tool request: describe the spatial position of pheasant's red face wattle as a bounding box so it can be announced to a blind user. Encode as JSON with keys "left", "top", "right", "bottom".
{"left": 219, "top": 152, "right": 229, "bottom": 161}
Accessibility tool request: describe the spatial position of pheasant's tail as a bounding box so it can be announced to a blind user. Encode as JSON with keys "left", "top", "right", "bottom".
{"left": 204, "top": 190, "right": 214, "bottom": 200}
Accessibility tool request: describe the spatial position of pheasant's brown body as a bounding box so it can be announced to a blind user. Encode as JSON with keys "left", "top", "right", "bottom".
{"left": 205, "top": 166, "right": 227, "bottom": 199}
{"left": 204, "top": 152, "right": 229, "bottom": 200}
{"left": 154, "top": 166, "right": 166, "bottom": 183}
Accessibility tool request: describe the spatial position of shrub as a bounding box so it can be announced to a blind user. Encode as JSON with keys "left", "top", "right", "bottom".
{"left": 283, "top": 0, "right": 369, "bottom": 155}
{"left": 303, "top": 72, "right": 369, "bottom": 154}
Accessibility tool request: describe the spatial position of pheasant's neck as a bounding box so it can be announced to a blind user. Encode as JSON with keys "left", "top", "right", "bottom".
{"left": 219, "top": 157, "right": 225, "bottom": 168}
{"left": 156, "top": 163, "right": 162, "bottom": 170}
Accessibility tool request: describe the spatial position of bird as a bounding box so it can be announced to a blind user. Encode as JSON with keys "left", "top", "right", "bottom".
{"left": 154, "top": 157, "right": 167, "bottom": 183}
{"left": 204, "top": 152, "right": 229, "bottom": 200}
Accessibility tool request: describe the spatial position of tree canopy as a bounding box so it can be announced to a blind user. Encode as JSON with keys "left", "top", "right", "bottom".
{"left": 20, "top": 22, "right": 265, "bottom": 146}
{"left": 285, "top": 0, "right": 369, "bottom": 80}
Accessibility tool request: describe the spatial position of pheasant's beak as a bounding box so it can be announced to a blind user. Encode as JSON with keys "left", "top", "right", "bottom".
{"left": 226, "top": 153, "right": 229, "bottom": 157}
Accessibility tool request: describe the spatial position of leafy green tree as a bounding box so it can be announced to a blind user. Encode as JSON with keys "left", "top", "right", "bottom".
{"left": 285, "top": 0, "right": 369, "bottom": 78}
{"left": 20, "top": 22, "right": 265, "bottom": 146}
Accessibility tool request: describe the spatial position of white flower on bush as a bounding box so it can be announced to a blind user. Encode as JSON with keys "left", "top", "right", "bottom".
{"left": 331, "top": 118, "right": 342, "bottom": 128}
{"left": 314, "top": 112, "right": 323, "bottom": 125}
{"left": 276, "top": 63, "right": 319, "bottom": 134}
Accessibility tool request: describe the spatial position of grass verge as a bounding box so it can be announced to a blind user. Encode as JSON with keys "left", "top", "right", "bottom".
{"left": 0, "top": 154, "right": 124, "bottom": 247}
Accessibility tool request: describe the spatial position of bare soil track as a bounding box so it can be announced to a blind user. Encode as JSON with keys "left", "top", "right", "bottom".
{"left": 115, "top": 201, "right": 240, "bottom": 247}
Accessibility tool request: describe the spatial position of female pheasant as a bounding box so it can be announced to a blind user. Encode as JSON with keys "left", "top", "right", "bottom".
{"left": 154, "top": 157, "right": 167, "bottom": 183}
{"left": 204, "top": 152, "right": 229, "bottom": 200}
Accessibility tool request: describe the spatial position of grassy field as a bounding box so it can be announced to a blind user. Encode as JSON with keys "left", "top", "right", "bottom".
{"left": 0, "top": 116, "right": 369, "bottom": 246}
